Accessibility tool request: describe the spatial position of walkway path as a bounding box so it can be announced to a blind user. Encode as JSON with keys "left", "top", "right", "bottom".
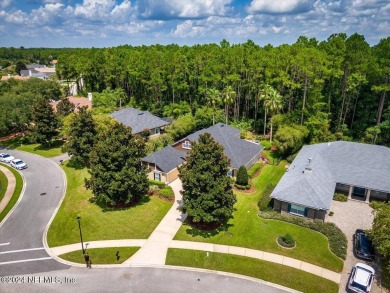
{"left": 0, "top": 165, "right": 16, "bottom": 214}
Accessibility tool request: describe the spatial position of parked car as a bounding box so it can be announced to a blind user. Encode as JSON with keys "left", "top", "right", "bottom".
{"left": 10, "top": 159, "right": 27, "bottom": 170}
{"left": 0, "top": 153, "right": 15, "bottom": 163}
{"left": 347, "top": 263, "right": 375, "bottom": 293}
{"left": 354, "top": 229, "right": 375, "bottom": 261}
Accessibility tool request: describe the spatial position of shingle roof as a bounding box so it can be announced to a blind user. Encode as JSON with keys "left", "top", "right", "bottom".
{"left": 187, "top": 123, "right": 263, "bottom": 169}
{"left": 142, "top": 146, "right": 187, "bottom": 173}
{"left": 271, "top": 141, "right": 390, "bottom": 211}
{"left": 110, "top": 107, "right": 170, "bottom": 134}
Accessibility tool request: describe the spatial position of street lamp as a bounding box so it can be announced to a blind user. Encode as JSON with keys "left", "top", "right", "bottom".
{"left": 76, "top": 216, "right": 85, "bottom": 254}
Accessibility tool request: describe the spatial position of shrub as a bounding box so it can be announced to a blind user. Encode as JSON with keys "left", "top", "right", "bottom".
{"left": 329, "top": 211, "right": 334, "bottom": 216}
{"left": 148, "top": 180, "right": 165, "bottom": 189}
{"left": 234, "top": 184, "right": 247, "bottom": 190}
{"left": 236, "top": 166, "right": 249, "bottom": 185}
{"left": 148, "top": 185, "right": 160, "bottom": 195}
{"left": 261, "top": 140, "right": 271, "bottom": 150}
{"left": 333, "top": 193, "right": 348, "bottom": 202}
{"left": 240, "top": 132, "right": 246, "bottom": 139}
{"left": 245, "top": 184, "right": 251, "bottom": 190}
{"left": 248, "top": 163, "right": 262, "bottom": 178}
{"left": 259, "top": 211, "right": 347, "bottom": 259}
{"left": 278, "top": 234, "right": 295, "bottom": 248}
{"left": 257, "top": 183, "right": 275, "bottom": 211}
{"left": 159, "top": 186, "right": 174, "bottom": 199}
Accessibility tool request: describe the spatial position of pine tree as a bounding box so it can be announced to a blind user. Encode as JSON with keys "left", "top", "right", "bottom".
{"left": 63, "top": 106, "right": 96, "bottom": 165}
{"left": 85, "top": 122, "right": 148, "bottom": 207}
{"left": 236, "top": 166, "right": 249, "bottom": 185}
{"left": 179, "top": 133, "right": 236, "bottom": 225}
{"left": 31, "top": 97, "right": 59, "bottom": 146}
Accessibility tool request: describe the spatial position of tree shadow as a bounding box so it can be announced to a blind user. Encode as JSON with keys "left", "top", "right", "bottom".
{"left": 34, "top": 140, "right": 65, "bottom": 150}
{"left": 65, "top": 158, "right": 87, "bottom": 170}
{"left": 183, "top": 217, "right": 234, "bottom": 238}
{"left": 89, "top": 194, "right": 151, "bottom": 213}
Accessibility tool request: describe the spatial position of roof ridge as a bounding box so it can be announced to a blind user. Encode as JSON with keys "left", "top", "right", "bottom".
{"left": 215, "top": 124, "right": 240, "bottom": 167}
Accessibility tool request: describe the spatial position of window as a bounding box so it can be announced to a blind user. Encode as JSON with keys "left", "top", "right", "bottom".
{"left": 182, "top": 141, "right": 191, "bottom": 149}
{"left": 154, "top": 172, "right": 161, "bottom": 181}
{"left": 227, "top": 169, "right": 233, "bottom": 177}
{"left": 155, "top": 128, "right": 160, "bottom": 135}
{"left": 290, "top": 204, "right": 306, "bottom": 216}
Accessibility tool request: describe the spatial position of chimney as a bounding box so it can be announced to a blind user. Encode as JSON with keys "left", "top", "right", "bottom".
{"left": 88, "top": 92, "right": 92, "bottom": 102}
{"left": 29, "top": 70, "right": 32, "bottom": 76}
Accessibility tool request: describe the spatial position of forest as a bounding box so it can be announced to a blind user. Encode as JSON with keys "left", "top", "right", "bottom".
{"left": 0, "top": 32, "right": 389, "bottom": 151}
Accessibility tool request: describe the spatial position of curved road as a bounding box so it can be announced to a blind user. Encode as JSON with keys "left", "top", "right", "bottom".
{"left": 0, "top": 149, "right": 291, "bottom": 293}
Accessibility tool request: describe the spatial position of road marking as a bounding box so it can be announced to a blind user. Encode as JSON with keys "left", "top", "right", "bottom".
{"left": 0, "top": 242, "right": 10, "bottom": 246}
{"left": 0, "top": 257, "right": 52, "bottom": 265}
{"left": 0, "top": 247, "right": 45, "bottom": 255}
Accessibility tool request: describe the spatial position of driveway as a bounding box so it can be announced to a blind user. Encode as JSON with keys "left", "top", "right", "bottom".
{"left": 326, "top": 200, "right": 385, "bottom": 293}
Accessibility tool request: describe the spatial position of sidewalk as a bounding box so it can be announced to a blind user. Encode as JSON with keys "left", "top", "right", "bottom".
{"left": 124, "top": 179, "right": 186, "bottom": 265}
{"left": 0, "top": 165, "right": 16, "bottom": 214}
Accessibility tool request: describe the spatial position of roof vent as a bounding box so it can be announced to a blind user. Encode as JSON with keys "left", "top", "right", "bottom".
{"left": 304, "top": 166, "right": 312, "bottom": 172}
{"left": 138, "top": 112, "right": 144, "bottom": 116}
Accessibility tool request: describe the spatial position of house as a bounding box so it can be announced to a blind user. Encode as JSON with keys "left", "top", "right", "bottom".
{"left": 270, "top": 141, "right": 390, "bottom": 221}
{"left": 50, "top": 96, "right": 92, "bottom": 112}
{"left": 142, "top": 123, "right": 264, "bottom": 184}
{"left": 110, "top": 107, "right": 170, "bottom": 136}
{"left": 1, "top": 74, "right": 29, "bottom": 81}
{"left": 20, "top": 66, "right": 56, "bottom": 80}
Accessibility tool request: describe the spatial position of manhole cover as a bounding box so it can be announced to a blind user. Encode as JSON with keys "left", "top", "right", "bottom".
{"left": 40, "top": 193, "right": 46, "bottom": 196}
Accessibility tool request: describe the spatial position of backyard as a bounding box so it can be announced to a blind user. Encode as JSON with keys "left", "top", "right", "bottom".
{"left": 174, "top": 160, "right": 344, "bottom": 272}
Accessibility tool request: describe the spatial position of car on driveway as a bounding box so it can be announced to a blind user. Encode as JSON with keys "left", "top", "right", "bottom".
{"left": 0, "top": 153, "right": 15, "bottom": 163}
{"left": 354, "top": 229, "right": 375, "bottom": 261}
{"left": 10, "top": 159, "right": 27, "bottom": 170}
{"left": 347, "top": 263, "right": 375, "bottom": 293}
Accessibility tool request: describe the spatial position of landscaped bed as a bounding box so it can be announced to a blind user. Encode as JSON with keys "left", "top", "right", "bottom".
{"left": 59, "top": 247, "right": 140, "bottom": 264}
{"left": 174, "top": 162, "right": 343, "bottom": 272}
{"left": 47, "top": 162, "right": 172, "bottom": 247}
{"left": 166, "top": 249, "right": 339, "bottom": 293}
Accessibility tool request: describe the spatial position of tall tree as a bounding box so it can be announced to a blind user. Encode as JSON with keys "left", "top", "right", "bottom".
{"left": 179, "top": 133, "right": 236, "bottom": 225}
{"left": 206, "top": 88, "right": 221, "bottom": 125}
{"left": 222, "top": 86, "right": 236, "bottom": 124}
{"left": 56, "top": 97, "right": 75, "bottom": 116}
{"left": 85, "top": 122, "right": 148, "bottom": 207}
{"left": 31, "top": 97, "right": 59, "bottom": 146}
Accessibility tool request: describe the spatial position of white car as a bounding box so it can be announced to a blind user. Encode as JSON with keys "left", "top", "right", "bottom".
{"left": 0, "top": 153, "right": 15, "bottom": 163}
{"left": 10, "top": 159, "right": 27, "bottom": 170}
{"left": 348, "top": 263, "right": 375, "bottom": 293}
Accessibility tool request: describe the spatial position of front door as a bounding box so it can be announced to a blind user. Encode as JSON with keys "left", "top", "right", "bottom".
{"left": 353, "top": 187, "right": 365, "bottom": 197}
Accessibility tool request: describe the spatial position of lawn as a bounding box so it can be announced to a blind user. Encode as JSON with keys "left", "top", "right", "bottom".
{"left": 174, "top": 161, "right": 343, "bottom": 272}
{"left": 47, "top": 162, "right": 172, "bottom": 247}
{"left": 59, "top": 247, "right": 140, "bottom": 264}
{"left": 1, "top": 138, "right": 64, "bottom": 158}
{"left": 166, "top": 249, "right": 339, "bottom": 293}
{"left": 0, "top": 163, "right": 23, "bottom": 223}
{"left": 0, "top": 169, "right": 8, "bottom": 202}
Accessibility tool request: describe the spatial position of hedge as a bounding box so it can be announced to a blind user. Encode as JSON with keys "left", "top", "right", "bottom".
{"left": 257, "top": 183, "right": 275, "bottom": 211}
{"left": 159, "top": 186, "right": 174, "bottom": 199}
{"left": 333, "top": 193, "right": 348, "bottom": 202}
{"left": 148, "top": 180, "right": 166, "bottom": 189}
{"left": 235, "top": 184, "right": 250, "bottom": 190}
{"left": 258, "top": 211, "right": 347, "bottom": 260}
{"left": 248, "top": 163, "right": 262, "bottom": 178}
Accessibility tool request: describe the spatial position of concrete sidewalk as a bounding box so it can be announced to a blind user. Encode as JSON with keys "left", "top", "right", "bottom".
{"left": 124, "top": 179, "right": 186, "bottom": 265}
{"left": 0, "top": 164, "right": 16, "bottom": 214}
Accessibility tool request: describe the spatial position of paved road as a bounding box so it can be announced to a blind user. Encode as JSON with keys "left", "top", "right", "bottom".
{"left": 0, "top": 149, "right": 69, "bottom": 276}
{"left": 0, "top": 267, "right": 293, "bottom": 293}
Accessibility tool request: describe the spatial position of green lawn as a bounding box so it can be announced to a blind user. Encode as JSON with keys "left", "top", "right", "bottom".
{"left": 1, "top": 138, "right": 64, "bottom": 158}
{"left": 47, "top": 162, "right": 172, "bottom": 247}
{"left": 166, "top": 249, "right": 338, "bottom": 293}
{"left": 174, "top": 162, "right": 343, "bottom": 272}
{"left": 0, "top": 169, "right": 8, "bottom": 202}
{"left": 59, "top": 247, "right": 140, "bottom": 264}
{"left": 262, "top": 149, "right": 281, "bottom": 165}
{"left": 0, "top": 163, "right": 23, "bottom": 223}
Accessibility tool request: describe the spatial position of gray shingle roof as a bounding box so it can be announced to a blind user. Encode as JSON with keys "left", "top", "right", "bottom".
{"left": 110, "top": 107, "right": 170, "bottom": 134}
{"left": 271, "top": 141, "right": 390, "bottom": 211}
{"left": 142, "top": 146, "right": 187, "bottom": 173}
{"left": 187, "top": 123, "right": 263, "bottom": 169}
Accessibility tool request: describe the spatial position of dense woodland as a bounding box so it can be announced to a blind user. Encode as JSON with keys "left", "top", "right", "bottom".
{"left": 0, "top": 33, "right": 389, "bottom": 150}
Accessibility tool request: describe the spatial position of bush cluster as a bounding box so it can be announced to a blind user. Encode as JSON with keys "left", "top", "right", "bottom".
{"left": 148, "top": 180, "right": 165, "bottom": 189}
{"left": 261, "top": 140, "right": 271, "bottom": 150}
{"left": 258, "top": 211, "right": 347, "bottom": 259}
{"left": 147, "top": 185, "right": 160, "bottom": 195}
{"left": 333, "top": 193, "right": 348, "bottom": 202}
{"left": 159, "top": 186, "right": 174, "bottom": 199}
{"left": 257, "top": 184, "right": 275, "bottom": 211}
{"left": 235, "top": 184, "right": 251, "bottom": 190}
{"left": 248, "top": 163, "right": 262, "bottom": 178}
{"left": 278, "top": 234, "right": 295, "bottom": 248}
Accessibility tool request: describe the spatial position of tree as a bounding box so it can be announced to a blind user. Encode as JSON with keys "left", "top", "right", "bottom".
{"left": 62, "top": 106, "right": 96, "bottom": 165}
{"left": 85, "top": 122, "right": 148, "bottom": 207}
{"left": 178, "top": 133, "right": 236, "bottom": 225}
{"left": 206, "top": 88, "right": 221, "bottom": 125}
{"left": 56, "top": 97, "right": 75, "bottom": 116}
{"left": 222, "top": 86, "right": 236, "bottom": 124}
{"left": 273, "top": 124, "right": 309, "bottom": 156}
{"left": 263, "top": 86, "right": 283, "bottom": 142}
{"left": 31, "top": 97, "right": 59, "bottom": 146}
{"left": 236, "top": 166, "right": 249, "bottom": 186}
{"left": 369, "top": 202, "right": 390, "bottom": 269}
{"left": 15, "top": 61, "right": 26, "bottom": 75}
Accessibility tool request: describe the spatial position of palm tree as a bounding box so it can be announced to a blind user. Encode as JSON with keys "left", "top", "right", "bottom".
{"left": 259, "top": 84, "right": 273, "bottom": 136}
{"left": 264, "top": 87, "right": 283, "bottom": 142}
{"left": 206, "top": 88, "right": 221, "bottom": 125}
{"left": 222, "top": 86, "right": 236, "bottom": 125}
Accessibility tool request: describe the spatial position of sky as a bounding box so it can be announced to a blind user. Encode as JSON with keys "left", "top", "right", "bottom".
{"left": 0, "top": 0, "right": 389, "bottom": 48}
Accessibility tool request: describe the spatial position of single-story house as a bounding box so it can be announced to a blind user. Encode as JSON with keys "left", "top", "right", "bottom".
{"left": 110, "top": 107, "right": 170, "bottom": 136}
{"left": 142, "top": 123, "right": 264, "bottom": 184}
{"left": 270, "top": 141, "right": 390, "bottom": 221}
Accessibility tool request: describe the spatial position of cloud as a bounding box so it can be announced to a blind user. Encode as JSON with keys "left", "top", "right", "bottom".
{"left": 247, "top": 0, "right": 312, "bottom": 14}
{"left": 138, "top": 0, "right": 233, "bottom": 20}
{"left": 0, "top": 0, "right": 12, "bottom": 9}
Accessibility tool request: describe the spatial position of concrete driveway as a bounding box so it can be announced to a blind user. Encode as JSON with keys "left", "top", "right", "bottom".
{"left": 326, "top": 199, "right": 386, "bottom": 293}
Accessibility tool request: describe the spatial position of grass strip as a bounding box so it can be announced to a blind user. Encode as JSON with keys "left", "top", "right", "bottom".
{"left": 166, "top": 249, "right": 339, "bottom": 293}
{"left": 59, "top": 247, "right": 139, "bottom": 264}
{"left": 0, "top": 169, "right": 8, "bottom": 202}
{"left": 0, "top": 163, "right": 23, "bottom": 223}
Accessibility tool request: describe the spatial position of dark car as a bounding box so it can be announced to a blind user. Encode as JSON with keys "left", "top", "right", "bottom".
{"left": 354, "top": 229, "right": 375, "bottom": 261}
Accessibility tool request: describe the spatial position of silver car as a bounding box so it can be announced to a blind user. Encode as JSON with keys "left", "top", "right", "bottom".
{"left": 10, "top": 159, "right": 28, "bottom": 170}
{"left": 0, "top": 153, "right": 15, "bottom": 163}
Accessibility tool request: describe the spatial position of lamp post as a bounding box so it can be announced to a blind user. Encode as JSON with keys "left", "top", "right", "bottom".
{"left": 76, "top": 216, "right": 85, "bottom": 254}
